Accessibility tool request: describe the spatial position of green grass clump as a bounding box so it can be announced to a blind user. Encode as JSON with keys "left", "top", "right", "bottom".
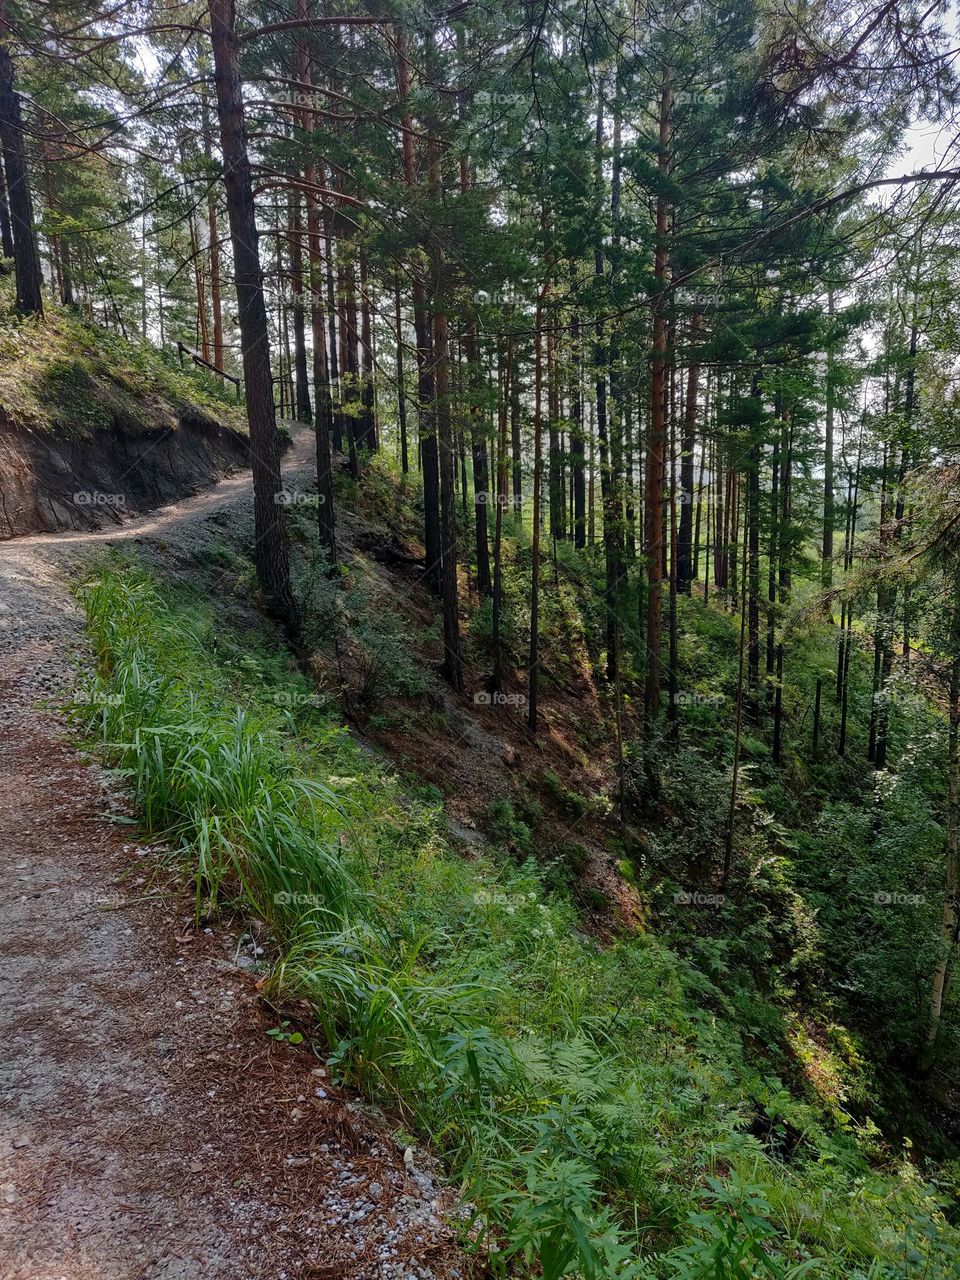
{"left": 71, "top": 560, "right": 960, "bottom": 1278}
{"left": 0, "top": 299, "right": 244, "bottom": 439}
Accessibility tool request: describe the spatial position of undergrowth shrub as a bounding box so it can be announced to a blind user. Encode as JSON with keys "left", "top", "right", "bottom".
{"left": 71, "top": 561, "right": 960, "bottom": 1278}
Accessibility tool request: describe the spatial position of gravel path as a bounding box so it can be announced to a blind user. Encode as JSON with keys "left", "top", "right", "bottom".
{"left": 0, "top": 429, "right": 465, "bottom": 1280}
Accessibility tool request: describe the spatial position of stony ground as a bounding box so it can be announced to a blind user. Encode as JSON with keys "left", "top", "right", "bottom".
{"left": 0, "top": 429, "right": 468, "bottom": 1280}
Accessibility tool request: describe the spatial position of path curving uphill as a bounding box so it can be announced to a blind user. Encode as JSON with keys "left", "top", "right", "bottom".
{"left": 0, "top": 425, "right": 462, "bottom": 1280}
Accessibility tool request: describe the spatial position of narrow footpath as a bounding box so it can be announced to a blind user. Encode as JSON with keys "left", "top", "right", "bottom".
{"left": 0, "top": 431, "right": 463, "bottom": 1280}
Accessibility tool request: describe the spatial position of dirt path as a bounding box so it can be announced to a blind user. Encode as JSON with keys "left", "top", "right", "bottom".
{"left": 0, "top": 431, "right": 464, "bottom": 1280}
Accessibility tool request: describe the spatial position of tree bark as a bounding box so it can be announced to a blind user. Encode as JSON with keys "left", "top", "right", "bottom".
{"left": 570, "top": 265, "right": 585, "bottom": 548}
{"left": 747, "top": 378, "right": 762, "bottom": 699}
{"left": 0, "top": 153, "right": 14, "bottom": 261}
{"left": 395, "top": 29, "right": 440, "bottom": 588}
{"left": 510, "top": 356, "right": 522, "bottom": 516}
{"left": 491, "top": 340, "right": 512, "bottom": 693}
{"left": 821, "top": 288, "right": 835, "bottom": 594}
{"left": 305, "top": 180, "right": 337, "bottom": 562}
{"left": 528, "top": 295, "right": 544, "bottom": 733}
{"left": 677, "top": 318, "right": 701, "bottom": 594}
{"left": 548, "top": 320, "right": 564, "bottom": 542}
{"left": 318, "top": 162, "right": 342, "bottom": 452}
{"left": 358, "top": 254, "right": 377, "bottom": 450}
{"left": 460, "top": 160, "right": 491, "bottom": 593}
{"left": 721, "top": 513, "right": 750, "bottom": 891}
{"left": 201, "top": 89, "right": 224, "bottom": 371}
{"left": 644, "top": 67, "right": 671, "bottom": 721}
{"left": 289, "top": 193, "right": 312, "bottom": 423}
{"left": 924, "top": 599, "right": 960, "bottom": 1065}
{"left": 433, "top": 306, "right": 462, "bottom": 689}
{"left": 183, "top": 147, "right": 211, "bottom": 363}
{"left": 208, "top": 0, "right": 295, "bottom": 628}
{"left": 296, "top": 9, "right": 336, "bottom": 563}
{"left": 394, "top": 283, "right": 409, "bottom": 473}
{"left": 0, "top": 0, "right": 42, "bottom": 316}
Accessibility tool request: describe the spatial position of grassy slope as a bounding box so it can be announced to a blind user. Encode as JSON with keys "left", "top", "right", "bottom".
{"left": 0, "top": 290, "right": 245, "bottom": 440}
{"left": 70, "top": 495, "right": 960, "bottom": 1279}
{"left": 283, "top": 457, "right": 960, "bottom": 1154}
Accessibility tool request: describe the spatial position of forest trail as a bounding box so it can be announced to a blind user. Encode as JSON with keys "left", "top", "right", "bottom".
{"left": 0, "top": 428, "right": 462, "bottom": 1280}
{"left": 4, "top": 420, "right": 316, "bottom": 550}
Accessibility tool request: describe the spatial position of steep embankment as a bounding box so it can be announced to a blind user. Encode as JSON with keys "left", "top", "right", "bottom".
{"left": 0, "top": 307, "right": 250, "bottom": 539}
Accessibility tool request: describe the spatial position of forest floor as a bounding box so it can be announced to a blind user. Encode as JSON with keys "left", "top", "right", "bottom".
{"left": 0, "top": 426, "right": 466, "bottom": 1280}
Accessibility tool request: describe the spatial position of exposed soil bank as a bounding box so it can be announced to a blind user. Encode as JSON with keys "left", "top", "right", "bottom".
{"left": 0, "top": 410, "right": 250, "bottom": 539}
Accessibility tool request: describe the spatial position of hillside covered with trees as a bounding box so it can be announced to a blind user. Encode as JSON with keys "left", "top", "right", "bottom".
{"left": 3, "top": 0, "right": 960, "bottom": 1276}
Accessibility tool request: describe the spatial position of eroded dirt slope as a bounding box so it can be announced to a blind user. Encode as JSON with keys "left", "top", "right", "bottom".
{"left": 0, "top": 410, "right": 251, "bottom": 540}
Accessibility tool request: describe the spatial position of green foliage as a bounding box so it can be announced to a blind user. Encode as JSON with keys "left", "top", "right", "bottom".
{"left": 485, "top": 797, "right": 534, "bottom": 857}
{"left": 72, "top": 561, "right": 960, "bottom": 1276}
{"left": 295, "top": 555, "right": 434, "bottom": 718}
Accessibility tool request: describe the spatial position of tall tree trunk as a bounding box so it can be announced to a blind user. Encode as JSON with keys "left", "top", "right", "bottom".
{"left": 677, "top": 317, "right": 701, "bottom": 594}
{"left": 0, "top": 154, "right": 14, "bottom": 261}
{"left": 570, "top": 261, "right": 585, "bottom": 547}
{"left": 396, "top": 29, "right": 440, "bottom": 588}
{"left": 766, "top": 414, "right": 780, "bottom": 689}
{"left": 869, "top": 441, "right": 891, "bottom": 765}
{"left": 415, "top": 285, "right": 442, "bottom": 590}
{"left": 433, "top": 306, "right": 462, "bottom": 689}
{"left": 394, "top": 282, "right": 409, "bottom": 473}
{"left": 528, "top": 295, "right": 544, "bottom": 733}
{"left": 41, "top": 146, "right": 62, "bottom": 302}
{"left": 60, "top": 236, "right": 73, "bottom": 305}
{"left": 778, "top": 412, "right": 793, "bottom": 601}
{"left": 729, "top": 469, "right": 740, "bottom": 609}
{"left": 277, "top": 282, "right": 289, "bottom": 415}
{"left": 548, "top": 321, "right": 564, "bottom": 541}
{"left": 491, "top": 341, "right": 512, "bottom": 692}
{"left": 208, "top": 0, "right": 295, "bottom": 628}
{"left": 721, "top": 513, "right": 750, "bottom": 891}
{"left": 624, "top": 395, "right": 636, "bottom": 561}
{"left": 593, "top": 89, "right": 622, "bottom": 687}
{"left": 838, "top": 419, "right": 864, "bottom": 755}
{"left": 305, "top": 195, "right": 337, "bottom": 560}
{"left": 747, "top": 377, "right": 762, "bottom": 699}
{"left": 319, "top": 162, "right": 342, "bottom": 452}
{"left": 821, "top": 288, "right": 835, "bottom": 595}
{"left": 337, "top": 254, "right": 359, "bottom": 475}
{"left": 588, "top": 398, "right": 596, "bottom": 545}
{"left": 426, "top": 106, "right": 461, "bottom": 687}
{"left": 644, "top": 67, "right": 671, "bottom": 720}
{"left": 0, "top": 0, "right": 42, "bottom": 316}
{"left": 460, "top": 155, "right": 490, "bottom": 594}
{"left": 186, "top": 166, "right": 210, "bottom": 363}
{"left": 296, "top": 11, "right": 336, "bottom": 563}
{"left": 306, "top": 187, "right": 337, "bottom": 562}
{"left": 201, "top": 89, "right": 224, "bottom": 371}
{"left": 714, "top": 440, "right": 726, "bottom": 592}
{"left": 773, "top": 645, "right": 785, "bottom": 764}
{"left": 511, "top": 355, "right": 522, "bottom": 516}
{"left": 604, "top": 86, "right": 626, "bottom": 684}
{"left": 924, "top": 596, "right": 960, "bottom": 1066}
{"left": 666, "top": 365, "right": 679, "bottom": 737}
{"left": 289, "top": 193, "right": 312, "bottom": 423}
{"left": 703, "top": 435, "right": 712, "bottom": 602}
{"left": 358, "top": 254, "right": 377, "bottom": 450}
